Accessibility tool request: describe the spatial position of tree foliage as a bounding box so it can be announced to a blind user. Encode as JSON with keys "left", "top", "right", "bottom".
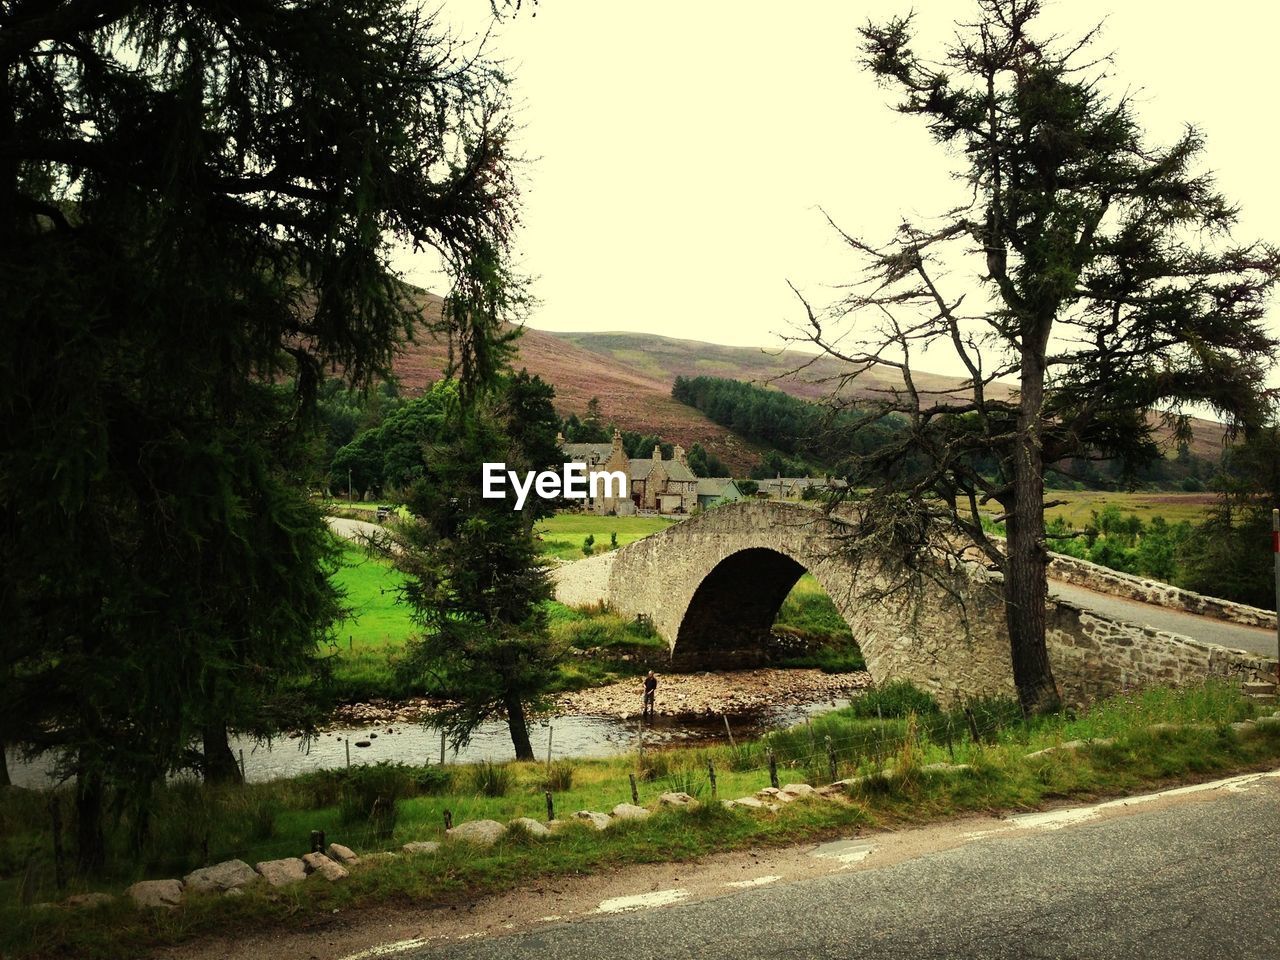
{"left": 793, "top": 0, "right": 1279, "bottom": 712}
{"left": 1, "top": 0, "right": 523, "bottom": 869}
{"left": 392, "top": 376, "right": 564, "bottom": 760}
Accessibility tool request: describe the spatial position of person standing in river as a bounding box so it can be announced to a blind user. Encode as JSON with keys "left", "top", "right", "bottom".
{"left": 642, "top": 671, "right": 658, "bottom": 719}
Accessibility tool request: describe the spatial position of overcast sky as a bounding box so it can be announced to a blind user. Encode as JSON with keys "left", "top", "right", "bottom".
{"left": 394, "top": 1, "right": 1280, "bottom": 380}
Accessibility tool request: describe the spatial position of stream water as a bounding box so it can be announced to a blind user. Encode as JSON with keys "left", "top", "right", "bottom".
{"left": 4, "top": 697, "right": 846, "bottom": 789}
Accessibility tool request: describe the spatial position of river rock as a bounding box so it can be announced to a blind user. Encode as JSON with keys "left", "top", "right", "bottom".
{"left": 611, "top": 803, "right": 651, "bottom": 820}
{"left": 301, "top": 852, "right": 349, "bottom": 881}
{"left": 183, "top": 859, "right": 258, "bottom": 894}
{"left": 447, "top": 819, "right": 506, "bottom": 847}
{"left": 658, "top": 791, "right": 695, "bottom": 807}
{"left": 126, "top": 879, "right": 184, "bottom": 909}
{"left": 64, "top": 892, "right": 115, "bottom": 909}
{"left": 255, "top": 858, "right": 307, "bottom": 888}
{"left": 402, "top": 841, "right": 441, "bottom": 855}
{"left": 327, "top": 843, "right": 360, "bottom": 865}
{"left": 508, "top": 817, "right": 552, "bottom": 838}
{"left": 573, "top": 810, "right": 612, "bottom": 831}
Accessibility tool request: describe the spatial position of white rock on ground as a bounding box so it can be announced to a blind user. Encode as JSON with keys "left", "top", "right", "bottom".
{"left": 63, "top": 892, "right": 115, "bottom": 909}
{"left": 658, "top": 792, "right": 695, "bottom": 807}
{"left": 727, "top": 796, "right": 775, "bottom": 811}
{"left": 327, "top": 843, "right": 360, "bottom": 865}
{"left": 446, "top": 819, "right": 507, "bottom": 847}
{"left": 1256, "top": 715, "right": 1280, "bottom": 730}
{"left": 508, "top": 817, "right": 552, "bottom": 838}
{"left": 183, "top": 859, "right": 258, "bottom": 894}
{"left": 402, "top": 841, "right": 441, "bottom": 855}
{"left": 301, "top": 852, "right": 349, "bottom": 881}
{"left": 255, "top": 858, "right": 307, "bottom": 888}
{"left": 573, "top": 810, "right": 612, "bottom": 831}
{"left": 781, "top": 783, "right": 817, "bottom": 798}
{"left": 611, "top": 803, "right": 651, "bottom": 820}
{"left": 126, "top": 879, "right": 184, "bottom": 909}
{"left": 756, "top": 787, "right": 793, "bottom": 803}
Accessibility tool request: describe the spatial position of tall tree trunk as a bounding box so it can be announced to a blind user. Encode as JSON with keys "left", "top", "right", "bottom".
{"left": 75, "top": 765, "right": 105, "bottom": 875}
{"left": 202, "top": 723, "right": 243, "bottom": 785}
{"left": 1004, "top": 333, "right": 1061, "bottom": 715}
{"left": 503, "top": 693, "right": 534, "bottom": 761}
{"left": 0, "top": 740, "right": 10, "bottom": 787}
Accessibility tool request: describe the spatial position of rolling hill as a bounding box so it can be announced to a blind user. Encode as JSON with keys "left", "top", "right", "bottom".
{"left": 390, "top": 293, "right": 1229, "bottom": 472}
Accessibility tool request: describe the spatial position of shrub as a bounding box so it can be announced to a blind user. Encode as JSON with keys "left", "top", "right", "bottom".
{"left": 582, "top": 534, "right": 595, "bottom": 556}
{"left": 467, "top": 760, "right": 515, "bottom": 798}
{"left": 413, "top": 766, "right": 456, "bottom": 795}
{"left": 339, "top": 762, "right": 408, "bottom": 839}
{"left": 849, "top": 680, "right": 940, "bottom": 720}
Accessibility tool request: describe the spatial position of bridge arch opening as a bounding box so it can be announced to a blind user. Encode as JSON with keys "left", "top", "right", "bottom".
{"left": 672, "top": 547, "right": 856, "bottom": 669}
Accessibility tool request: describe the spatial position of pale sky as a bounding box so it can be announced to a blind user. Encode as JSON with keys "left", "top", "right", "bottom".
{"left": 394, "top": 1, "right": 1280, "bottom": 382}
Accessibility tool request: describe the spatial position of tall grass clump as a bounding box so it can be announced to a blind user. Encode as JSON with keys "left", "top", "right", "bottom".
{"left": 339, "top": 762, "right": 408, "bottom": 839}
{"left": 467, "top": 760, "right": 515, "bottom": 798}
{"left": 542, "top": 760, "right": 576, "bottom": 792}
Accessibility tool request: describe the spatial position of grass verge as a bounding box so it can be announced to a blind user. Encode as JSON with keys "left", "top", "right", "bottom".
{"left": 2, "top": 682, "right": 1277, "bottom": 959}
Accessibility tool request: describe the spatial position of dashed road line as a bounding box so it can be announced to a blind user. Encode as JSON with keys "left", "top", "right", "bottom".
{"left": 725, "top": 875, "right": 783, "bottom": 888}
{"left": 595, "top": 889, "right": 691, "bottom": 913}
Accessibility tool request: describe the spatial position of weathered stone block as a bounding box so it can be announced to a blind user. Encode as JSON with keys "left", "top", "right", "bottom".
{"left": 255, "top": 858, "right": 307, "bottom": 888}
{"left": 446, "top": 819, "right": 506, "bottom": 846}
{"left": 183, "top": 859, "right": 257, "bottom": 894}
{"left": 126, "top": 879, "right": 183, "bottom": 909}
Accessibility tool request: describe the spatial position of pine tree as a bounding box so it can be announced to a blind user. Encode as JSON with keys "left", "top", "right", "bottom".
{"left": 793, "top": 0, "right": 1280, "bottom": 712}
{"left": 1, "top": 1, "right": 523, "bottom": 869}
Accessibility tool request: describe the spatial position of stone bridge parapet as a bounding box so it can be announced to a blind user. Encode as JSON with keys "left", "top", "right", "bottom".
{"left": 549, "top": 500, "right": 1276, "bottom": 705}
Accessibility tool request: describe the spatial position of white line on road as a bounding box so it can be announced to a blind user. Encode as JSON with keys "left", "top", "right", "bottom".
{"left": 1006, "top": 768, "right": 1280, "bottom": 831}
{"left": 811, "top": 840, "right": 876, "bottom": 865}
{"left": 595, "top": 889, "right": 691, "bottom": 913}
{"left": 725, "top": 875, "right": 783, "bottom": 888}
{"left": 337, "top": 938, "right": 429, "bottom": 960}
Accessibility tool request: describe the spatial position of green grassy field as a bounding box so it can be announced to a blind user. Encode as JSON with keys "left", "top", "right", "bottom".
{"left": 4, "top": 681, "right": 1276, "bottom": 960}
{"left": 534, "top": 513, "right": 680, "bottom": 560}
{"left": 1038, "top": 491, "right": 1216, "bottom": 527}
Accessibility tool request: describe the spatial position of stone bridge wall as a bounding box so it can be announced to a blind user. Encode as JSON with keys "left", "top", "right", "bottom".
{"left": 549, "top": 500, "right": 1276, "bottom": 706}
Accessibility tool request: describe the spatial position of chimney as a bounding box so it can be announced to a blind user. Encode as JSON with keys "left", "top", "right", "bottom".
{"left": 673, "top": 444, "right": 686, "bottom": 464}
{"left": 652, "top": 444, "right": 662, "bottom": 462}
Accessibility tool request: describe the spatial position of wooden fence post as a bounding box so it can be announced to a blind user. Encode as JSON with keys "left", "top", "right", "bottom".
{"left": 629, "top": 772, "right": 639, "bottom": 805}
{"left": 545, "top": 791, "right": 555, "bottom": 822}
{"left": 707, "top": 760, "right": 717, "bottom": 799}
{"left": 767, "top": 750, "right": 779, "bottom": 789}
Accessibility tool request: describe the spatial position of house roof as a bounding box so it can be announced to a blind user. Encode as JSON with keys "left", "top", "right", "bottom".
{"left": 662, "top": 460, "right": 697, "bottom": 482}
{"left": 628, "top": 459, "right": 654, "bottom": 480}
{"left": 696, "top": 478, "right": 738, "bottom": 497}
{"left": 561, "top": 442, "right": 614, "bottom": 462}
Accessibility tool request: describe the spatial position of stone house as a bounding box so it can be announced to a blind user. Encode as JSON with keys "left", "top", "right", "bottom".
{"left": 559, "top": 430, "right": 700, "bottom": 515}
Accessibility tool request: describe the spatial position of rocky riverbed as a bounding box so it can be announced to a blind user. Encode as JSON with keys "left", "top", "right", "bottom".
{"left": 329, "top": 668, "right": 873, "bottom": 728}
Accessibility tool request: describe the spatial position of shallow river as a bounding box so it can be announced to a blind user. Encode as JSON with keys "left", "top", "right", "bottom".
{"left": 5, "top": 698, "right": 846, "bottom": 788}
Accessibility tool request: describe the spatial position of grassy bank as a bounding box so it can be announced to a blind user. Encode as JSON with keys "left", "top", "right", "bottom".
{"left": 3, "top": 682, "right": 1277, "bottom": 959}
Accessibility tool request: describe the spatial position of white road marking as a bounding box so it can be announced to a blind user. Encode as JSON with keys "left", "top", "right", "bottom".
{"left": 337, "top": 938, "right": 429, "bottom": 960}
{"left": 1006, "top": 768, "right": 1280, "bottom": 832}
{"left": 812, "top": 839, "right": 875, "bottom": 865}
{"left": 725, "top": 875, "right": 783, "bottom": 888}
{"left": 537, "top": 915, "right": 566, "bottom": 923}
{"left": 595, "top": 888, "right": 691, "bottom": 913}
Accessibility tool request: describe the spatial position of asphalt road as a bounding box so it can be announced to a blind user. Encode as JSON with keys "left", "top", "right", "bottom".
{"left": 408, "top": 775, "right": 1280, "bottom": 960}
{"left": 1049, "top": 580, "right": 1278, "bottom": 656}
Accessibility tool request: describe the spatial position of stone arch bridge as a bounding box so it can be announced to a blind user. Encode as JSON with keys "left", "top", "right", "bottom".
{"left": 550, "top": 500, "right": 1276, "bottom": 705}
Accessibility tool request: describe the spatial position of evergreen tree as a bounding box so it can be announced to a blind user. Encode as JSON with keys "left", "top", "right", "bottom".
{"left": 393, "top": 376, "right": 563, "bottom": 760}
{"left": 793, "top": 0, "right": 1279, "bottom": 712}
{"left": 1, "top": 1, "right": 522, "bottom": 870}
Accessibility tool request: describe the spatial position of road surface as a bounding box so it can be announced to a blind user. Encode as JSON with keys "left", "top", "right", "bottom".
{"left": 401, "top": 771, "right": 1280, "bottom": 960}
{"left": 1050, "top": 580, "right": 1277, "bottom": 656}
